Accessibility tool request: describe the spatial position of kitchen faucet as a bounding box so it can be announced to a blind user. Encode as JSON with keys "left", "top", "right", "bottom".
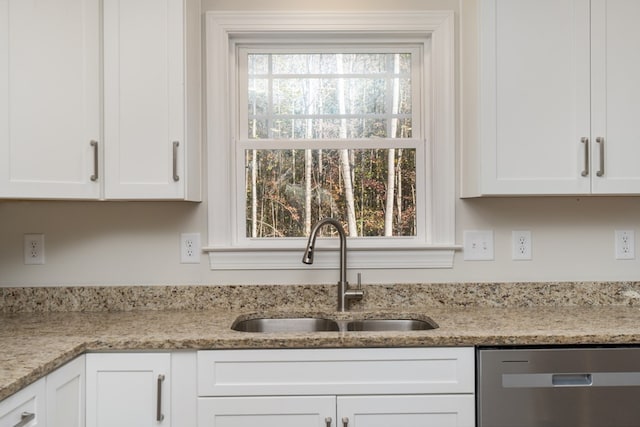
{"left": 302, "top": 218, "right": 364, "bottom": 312}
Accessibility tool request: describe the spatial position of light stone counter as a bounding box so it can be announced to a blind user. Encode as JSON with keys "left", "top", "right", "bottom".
{"left": 3, "top": 303, "right": 640, "bottom": 402}
{"left": 3, "top": 282, "right": 640, "bottom": 402}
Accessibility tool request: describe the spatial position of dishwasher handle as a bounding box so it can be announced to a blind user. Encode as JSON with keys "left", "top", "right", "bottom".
{"left": 504, "top": 372, "right": 640, "bottom": 388}
{"left": 552, "top": 373, "right": 592, "bottom": 386}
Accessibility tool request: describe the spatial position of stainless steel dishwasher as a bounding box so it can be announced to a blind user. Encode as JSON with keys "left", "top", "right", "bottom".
{"left": 478, "top": 347, "right": 640, "bottom": 427}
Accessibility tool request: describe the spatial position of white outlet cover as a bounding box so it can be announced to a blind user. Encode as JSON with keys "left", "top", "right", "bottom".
{"left": 24, "top": 233, "right": 45, "bottom": 265}
{"left": 512, "top": 230, "right": 532, "bottom": 261}
{"left": 615, "top": 230, "right": 635, "bottom": 260}
{"left": 463, "top": 230, "right": 494, "bottom": 261}
{"left": 180, "top": 232, "right": 201, "bottom": 264}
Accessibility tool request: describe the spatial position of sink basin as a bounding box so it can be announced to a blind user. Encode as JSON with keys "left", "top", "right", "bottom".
{"left": 346, "top": 318, "right": 437, "bottom": 331}
{"left": 231, "top": 317, "right": 340, "bottom": 333}
{"left": 231, "top": 314, "right": 438, "bottom": 333}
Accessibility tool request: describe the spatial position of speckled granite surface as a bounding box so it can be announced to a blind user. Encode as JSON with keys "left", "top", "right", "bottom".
{"left": 3, "top": 282, "right": 640, "bottom": 402}
{"left": 3, "top": 281, "right": 640, "bottom": 313}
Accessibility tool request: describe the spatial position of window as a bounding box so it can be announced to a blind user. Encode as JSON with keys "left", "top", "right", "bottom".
{"left": 242, "top": 48, "right": 421, "bottom": 239}
{"left": 205, "top": 11, "right": 456, "bottom": 270}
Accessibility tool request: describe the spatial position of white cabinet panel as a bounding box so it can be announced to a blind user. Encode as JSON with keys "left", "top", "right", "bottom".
{"left": 198, "top": 396, "right": 335, "bottom": 427}
{"left": 198, "top": 347, "right": 474, "bottom": 396}
{"left": 46, "top": 355, "right": 84, "bottom": 427}
{"left": 103, "top": 0, "right": 200, "bottom": 200}
{"left": 0, "top": 0, "right": 100, "bottom": 199}
{"left": 0, "top": 378, "right": 45, "bottom": 427}
{"left": 478, "top": 0, "right": 591, "bottom": 195}
{"left": 86, "top": 353, "right": 171, "bottom": 427}
{"left": 591, "top": 0, "right": 640, "bottom": 193}
{"left": 338, "top": 395, "right": 475, "bottom": 427}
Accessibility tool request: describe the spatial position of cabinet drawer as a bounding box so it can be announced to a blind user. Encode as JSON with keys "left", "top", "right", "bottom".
{"left": 197, "top": 347, "right": 474, "bottom": 396}
{"left": 0, "top": 378, "right": 45, "bottom": 427}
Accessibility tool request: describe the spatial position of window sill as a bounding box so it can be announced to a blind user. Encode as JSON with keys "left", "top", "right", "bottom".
{"left": 203, "top": 245, "right": 460, "bottom": 270}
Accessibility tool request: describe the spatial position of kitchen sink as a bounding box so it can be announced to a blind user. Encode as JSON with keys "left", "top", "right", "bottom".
{"left": 346, "top": 318, "right": 437, "bottom": 331}
{"left": 231, "top": 317, "right": 340, "bottom": 333}
{"left": 231, "top": 314, "right": 438, "bottom": 333}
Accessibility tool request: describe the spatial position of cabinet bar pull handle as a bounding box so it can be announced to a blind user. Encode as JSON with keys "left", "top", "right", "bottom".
{"left": 325, "top": 417, "right": 332, "bottom": 427}
{"left": 596, "top": 137, "right": 605, "bottom": 177}
{"left": 342, "top": 417, "right": 349, "bottom": 427}
{"left": 581, "top": 137, "right": 589, "bottom": 177}
{"left": 90, "top": 140, "right": 98, "bottom": 181}
{"left": 172, "top": 141, "right": 180, "bottom": 182}
{"left": 13, "top": 412, "right": 35, "bottom": 427}
{"left": 156, "top": 374, "right": 165, "bottom": 422}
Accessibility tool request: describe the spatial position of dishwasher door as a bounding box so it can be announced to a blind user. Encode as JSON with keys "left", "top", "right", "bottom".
{"left": 478, "top": 347, "right": 640, "bottom": 427}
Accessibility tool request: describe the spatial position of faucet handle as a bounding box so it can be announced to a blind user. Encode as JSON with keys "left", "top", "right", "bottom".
{"left": 345, "top": 273, "right": 364, "bottom": 302}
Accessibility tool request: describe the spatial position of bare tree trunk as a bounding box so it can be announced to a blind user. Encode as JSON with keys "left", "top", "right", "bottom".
{"left": 384, "top": 54, "right": 401, "bottom": 236}
{"left": 304, "top": 149, "right": 312, "bottom": 235}
{"left": 337, "top": 54, "right": 357, "bottom": 236}
{"left": 251, "top": 149, "right": 258, "bottom": 237}
{"left": 250, "top": 76, "right": 259, "bottom": 237}
{"left": 396, "top": 148, "right": 403, "bottom": 231}
{"left": 385, "top": 149, "right": 395, "bottom": 236}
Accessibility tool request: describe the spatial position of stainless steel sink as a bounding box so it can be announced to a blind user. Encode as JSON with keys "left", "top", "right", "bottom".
{"left": 231, "top": 314, "right": 438, "bottom": 333}
{"left": 231, "top": 317, "right": 340, "bottom": 333}
{"left": 346, "top": 318, "right": 437, "bottom": 331}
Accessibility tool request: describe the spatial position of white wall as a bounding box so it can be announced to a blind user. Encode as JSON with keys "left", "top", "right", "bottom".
{"left": 2, "top": 0, "right": 640, "bottom": 286}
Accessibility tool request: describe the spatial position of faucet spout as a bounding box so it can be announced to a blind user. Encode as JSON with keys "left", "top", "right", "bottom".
{"left": 302, "top": 218, "right": 363, "bottom": 311}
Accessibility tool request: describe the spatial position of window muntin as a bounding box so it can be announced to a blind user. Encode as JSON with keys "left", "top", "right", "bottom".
{"left": 238, "top": 46, "right": 423, "bottom": 240}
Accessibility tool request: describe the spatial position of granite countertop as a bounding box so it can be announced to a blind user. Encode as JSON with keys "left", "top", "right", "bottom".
{"left": 3, "top": 304, "right": 640, "bottom": 402}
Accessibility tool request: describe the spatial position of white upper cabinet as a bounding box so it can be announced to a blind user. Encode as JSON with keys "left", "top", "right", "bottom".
{"left": 590, "top": 0, "right": 640, "bottom": 194}
{"left": 466, "top": 0, "right": 640, "bottom": 196}
{"left": 0, "top": 0, "right": 101, "bottom": 199}
{"left": 103, "top": 0, "right": 200, "bottom": 200}
{"left": 0, "top": 0, "right": 200, "bottom": 201}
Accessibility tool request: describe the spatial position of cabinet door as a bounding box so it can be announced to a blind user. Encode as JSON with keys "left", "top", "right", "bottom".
{"left": 198, "top": 396, "right": 335, "bottom": 427}
{"left": 0, "top": 0, "right": 100, "bottom": 199}
{"left": 103, "top": 0, "right": 185, "bottom": 200}
{"left": 479, "top": 0, "right": 591, "bottom": 195}
{"left": 337, "top": 395, "right": 474, "bottom": 427}
{"left": 591, "top": 0, "right": 640, "bottom": 193}
{"left": 46, "top": 355, "right": 84, "bottom": 427}
{"left": 0, "top": 378, "right": 45, "bottom": 427}
{"left": 86, "top": 353, "right": 171, "bottom": 427}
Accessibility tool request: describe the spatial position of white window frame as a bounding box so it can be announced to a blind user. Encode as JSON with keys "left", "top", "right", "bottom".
{"left": 204, "top": 11, "right": 456, "bottom": 270}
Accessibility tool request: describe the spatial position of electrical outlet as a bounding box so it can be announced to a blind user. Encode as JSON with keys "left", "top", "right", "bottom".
{"left": 615, "top": 230, "right": 635, "bottom": 260}
{"left": 512, "top": 230, "right": 532, "bottom": 260}
{"left": 463, "top": 230, "right": 494, "bottom": 261}
{"left": 24, "top": 234, "right": 45, "bottom": 265}
{"left": 180, "top": 233, "right": 201, "bottom": 264}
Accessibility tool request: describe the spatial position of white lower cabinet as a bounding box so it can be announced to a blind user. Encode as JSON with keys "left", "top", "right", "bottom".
{"left": 85, "top": 351, "right": 197, "bottom": 427}
{"left": 196, "top": 348, "right": 475, "bottom": 427}
{"left": 199, "top": 395, "right": 474, "bottom": 427}
{"left": 0, "top": 378, "right": 45, "bottom": 427}
{"left": 338, "top": 395, "right": 474, "bottom": 427}
{"left": 86, "top": 353, "right": 171, "bottom": 427}
{"left": 0, "top": 355, "right": 85, "bottom": 427}
{"left": 46, "top": 355, "right": 85, "bottom": 427}
{"left": 198, "top": 396, "right": 335, "bottom": 427}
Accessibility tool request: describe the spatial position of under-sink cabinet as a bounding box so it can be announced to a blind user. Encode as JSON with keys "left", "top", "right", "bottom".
{"left": 197, "top": 348, "right": 475, "bottom": 427}
{"left": 0, "top": 355, "right": 84, "bottom": 427}
{"left": 464, "top": 0, "right": 640, "bottom": 196}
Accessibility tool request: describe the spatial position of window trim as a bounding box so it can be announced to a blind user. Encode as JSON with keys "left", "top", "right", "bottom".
{"left": 204, "top": 10, "right": 457, "bottom": 270}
